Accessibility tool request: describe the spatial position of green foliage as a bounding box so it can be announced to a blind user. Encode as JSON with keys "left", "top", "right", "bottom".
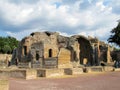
{"left": 108, "top": 22, "right": 120, "bottom": 47}
{"left": 0, "top": 36, "right": 19, "bottom": 54}
{"left": 3, "top": 45, "right": 12, "bottom": 53}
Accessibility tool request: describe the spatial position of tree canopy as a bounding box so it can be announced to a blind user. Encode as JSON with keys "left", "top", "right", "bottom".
{"left": 0, "top": 36, "right": 19, "bottom": 54}
{"left": 108, "top": 21, "right": 120, "bottom": 47}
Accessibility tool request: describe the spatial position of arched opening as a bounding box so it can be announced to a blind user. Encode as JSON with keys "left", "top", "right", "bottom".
{"left": 35, "top": 51, "right": 40, "bottom": 61}
{"left": 77, "top": 36, "right": 93, "bottom": 66}
{"left": 49, "top": 49, "right": 52, "bottom": 57}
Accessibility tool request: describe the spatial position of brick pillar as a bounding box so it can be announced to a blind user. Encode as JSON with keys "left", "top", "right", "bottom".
{"left": 107, "top": 45, "right": 112, "bottom": 63}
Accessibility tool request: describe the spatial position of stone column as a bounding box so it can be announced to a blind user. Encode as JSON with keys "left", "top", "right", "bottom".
{"left": 97, "top": 42, "right": 101, "bottom": 60}
{"left": 92, "top": 43, "right": 99, "bottom": 66}
{"left": 75, "top": 41, "right": 80, "bottom": 62}
{"left": 91, "top": 44, "right": 95, "bottom": 65}
{"left": 107, "top": 45, "right": 112, "bottom": 63}
{"left": 22, "top": 47, "right": 24, "bottom": 56}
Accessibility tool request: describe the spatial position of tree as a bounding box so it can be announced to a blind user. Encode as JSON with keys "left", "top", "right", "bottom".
{"left": 108, "top": 21, "right": 120, "bottom": 46}
{"left": 0, "top": 36, "right": 19, "bottom": 54}
{"left": 3, "top": 45, "right": 12, "bottom": 54}
{"left": 7, "top": 36, "right": 19, "bottom": 50}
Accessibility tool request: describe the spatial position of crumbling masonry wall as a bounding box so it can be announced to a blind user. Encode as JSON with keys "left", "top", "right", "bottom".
{"left": 11, "top": 31, "right": 113, "bottom": 68}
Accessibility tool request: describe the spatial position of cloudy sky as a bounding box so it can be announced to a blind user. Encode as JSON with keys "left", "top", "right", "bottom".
{"left": 0, "top": 0, "right": 119, "bottom": 41}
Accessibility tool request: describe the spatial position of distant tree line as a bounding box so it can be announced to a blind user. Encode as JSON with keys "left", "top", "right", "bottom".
{"left": 0, "top": 36, "right": 19, "bottom": 54}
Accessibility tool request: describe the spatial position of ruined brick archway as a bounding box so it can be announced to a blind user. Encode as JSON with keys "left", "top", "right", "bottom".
{"left": 77, "top": 36, "right": 93, "bottom": 66}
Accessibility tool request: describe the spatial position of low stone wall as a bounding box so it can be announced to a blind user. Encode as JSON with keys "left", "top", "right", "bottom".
{"left": 10, "top": 69, "right": 37, "bottom": 79}
{"left": 10, "top": 69, "right": 26, "bottom": 79}
{"left": 0, "top": 68, "right": 65, "bottom": 79}
{"left": 0, "top": 70, "right": 10, "bottom": 78}
{"left": 0, "top": 66, "right": 118, "bottom": 80}
{"left": 85, "top": 66, "right": 103, "bottom": 73}
{"left": 64, "top": 68, "right": 83, "bottom": 75}
{"left": 37, "top": 68, "right": 64, "bottom": 78}
{"left": 0, "top": 69, "right": 37, "bottom": 79}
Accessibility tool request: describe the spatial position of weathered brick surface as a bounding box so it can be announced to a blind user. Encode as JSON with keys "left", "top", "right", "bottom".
{"left": 11, "top": 31, "right": 114, "bottom": 69}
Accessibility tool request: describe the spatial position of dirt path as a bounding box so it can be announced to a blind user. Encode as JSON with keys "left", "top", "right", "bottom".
{"left": 9, "top": 71, "right": 120, "bottom": 90}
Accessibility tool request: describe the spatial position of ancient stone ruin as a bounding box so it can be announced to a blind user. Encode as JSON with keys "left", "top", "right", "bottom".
{"left": 11, "top": 31, "right": 114, "bottom": 69}
{"left": 1, "top": 31, "right": 120, "bottom": 81}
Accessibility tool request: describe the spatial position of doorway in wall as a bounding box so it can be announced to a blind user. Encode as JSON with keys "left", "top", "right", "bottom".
{"left": 49, "top": 49, "right": 52, "bottom": 57}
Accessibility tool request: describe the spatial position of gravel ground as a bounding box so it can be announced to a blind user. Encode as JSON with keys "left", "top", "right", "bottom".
{"left": 9, "top": 71, "right": 120, "bottom": 90}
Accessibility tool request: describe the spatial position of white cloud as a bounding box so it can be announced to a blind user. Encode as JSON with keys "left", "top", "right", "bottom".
{"left": 0, "top": 0, "right": 119, "bottom": 42}
{"left": 6, "top": 28, "right": 46, "bottom": 40}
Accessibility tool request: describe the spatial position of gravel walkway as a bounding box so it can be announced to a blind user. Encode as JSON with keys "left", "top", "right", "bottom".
{"left": 9, "top": 71, "right": 120, "bottom": 90}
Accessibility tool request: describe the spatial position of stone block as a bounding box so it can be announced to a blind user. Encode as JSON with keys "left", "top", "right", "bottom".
{"left": 10, "top": 69, "right": 26, "bottom": 79}
{"left": 0, "top": 69, "right": 37, "bottom": 80}
{"left": 10, "top": 69, "right": 37, "bottom": 79}
{"left": 113, "top": 68, "right": 120, "bottom": 71}
{"left": 85, "top": 66, "right": 103, "bottom": 73}
{"left": 26, "top": 69, "right": 37, "bottom": 79}
{"left": 0, "top": 70, "right": 10, "bottom": 78}
{"left": 64, "top": 68, "right": 83, "bottom": 75}
{"left": 43, "top": 58, "right": 58, "bottom": 68}
{"left": 37, "top": 68, "right": 64, "bottom": 77}
{"left": 103, "top": 66, "right": 114, "bottom": 72}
